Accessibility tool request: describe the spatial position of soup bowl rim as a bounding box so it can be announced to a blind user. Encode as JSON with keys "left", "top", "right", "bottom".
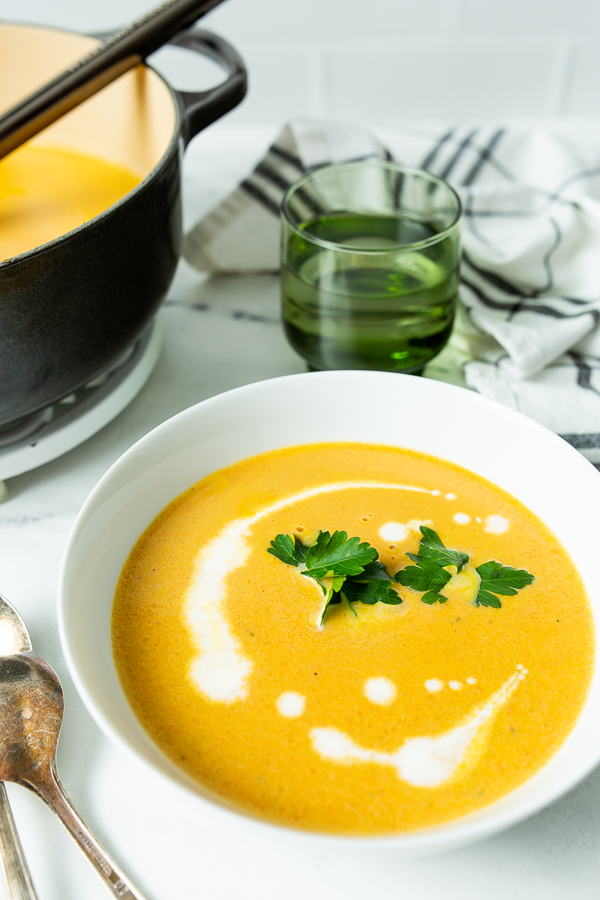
{"left": 57, "top": 369, "right": 600, "bottom": 853}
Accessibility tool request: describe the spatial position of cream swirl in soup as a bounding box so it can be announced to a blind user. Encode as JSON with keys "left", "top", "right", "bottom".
{"left": 112, "top": 443, "right": 594, "bottom": 835}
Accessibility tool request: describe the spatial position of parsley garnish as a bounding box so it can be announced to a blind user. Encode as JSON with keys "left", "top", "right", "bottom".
{"left": 269, "top": 525, "right": 534, "bottom": 621}
{"left": 406, "top": 525, "right": 469, "bottom": 572}
{"left": 301, "top": 530, "right": 378, "bottom": 579}
{"left": 267, "top": 533, "right": 307, "bottom": 567}
{"left": 268, "top": 530, "right": 401, "bottom": 624}
{"left": 396, "top": 526, "right": 533, "bottom": 608}
{"left": 396, "top": 557, "right": 452, "bottom": 604}
{"left": 395, "top": 526, "right": 466, "bottom": 604}
{"left": 474, "top": 560, "right": 534, "bottom": 608}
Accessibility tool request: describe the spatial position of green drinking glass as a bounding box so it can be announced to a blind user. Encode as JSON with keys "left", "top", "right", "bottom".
{"left": 280, "top": 160, "right": 462, "bottom": 373}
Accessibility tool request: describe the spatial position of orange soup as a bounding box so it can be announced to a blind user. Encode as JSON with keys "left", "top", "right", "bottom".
{"left": 112, "top": 443, "right": 594, "bottom": 834}
{"left": 0, "top": 145, "right": 140, "bottom": 260}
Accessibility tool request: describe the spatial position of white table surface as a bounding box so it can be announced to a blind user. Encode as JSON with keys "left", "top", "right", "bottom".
{"left": 1, "top": 123, "right": 600, "bottom": 900}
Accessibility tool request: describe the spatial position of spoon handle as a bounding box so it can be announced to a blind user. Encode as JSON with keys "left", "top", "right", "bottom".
{"left": 0, "top": 783, "right": 39, "bottom": 900}
{"left": 36, "top": 767, "right": 148, "bottom": 900}
{"left": 0, "top": 0, "right": 227, "bottom": 161}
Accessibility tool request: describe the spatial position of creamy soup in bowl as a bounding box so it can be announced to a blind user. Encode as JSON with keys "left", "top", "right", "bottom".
{"left": 58, "top": 371, "right": 600, "bottom": 853}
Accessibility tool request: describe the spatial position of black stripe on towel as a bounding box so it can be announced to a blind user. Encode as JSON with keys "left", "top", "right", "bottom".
{"left": 249, "top": 165, "right": 325, "bottom": 219}
{"left": 239, "top": 179, "right": 281, "bottom": 216}
{"left": 551, "top": 166, "right": 600, "bottom": 201}
{"left": 531, "top": 218, "right": 562, "bottom": 297}
{"left": 461, "top": 275, "right": 521, "bottom": 314}
{"left": 569, "top": 353, "right": 600, "bottom": 395}
{"left": 293, "top": 187, "right": 325, "bottom": 217}
{"left": 439, "top": 129, "right": 480, "bottom": 181}
{"left": 420, "top": 128, "right": 455, "bottom": 172}
{"left": 462, "top": 252, "right": 523, "bottom": 297}
{"left": 254, "top": 162, "right": 294, "bottom": 193}
{"left": 269, "top": 145, "right": 305, "bottom": 172}
{"left": 463, "top": 252, "right": 600, "bottom": 317}
{"left": 461, "top": 129, "right": 506, "bottom": 186}
{"left": 461, "top": 276, "right": 600, "bottom": 322}
{"left": 256, "top": 160, "right": 326, "bottom": 218}
{"left": 463, "top": 209, "right": 544, "bottom": 218}
{"left": 559, "top": 433, "right": 600, "bottom": 450}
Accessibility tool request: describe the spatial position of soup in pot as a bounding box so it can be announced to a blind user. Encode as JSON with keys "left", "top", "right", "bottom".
{"left": 112, "top": 442, "right": 594, "bottom": 835}
{"left": 0, "top": 144, "right": 141, "bottom": 260}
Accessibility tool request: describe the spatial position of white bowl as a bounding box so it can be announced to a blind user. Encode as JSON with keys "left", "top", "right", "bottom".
{"left": 58, "top": 370, "right": 600, "bottom": 855}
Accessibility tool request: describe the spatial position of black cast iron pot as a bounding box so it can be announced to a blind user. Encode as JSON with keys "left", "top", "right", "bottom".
{"left": 0, "top": 21, "right": 246, "bottom": 427}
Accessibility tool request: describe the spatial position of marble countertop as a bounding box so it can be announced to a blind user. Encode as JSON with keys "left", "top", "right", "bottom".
{"left": 1, "top": 124, "right": 600, "bottom": 900}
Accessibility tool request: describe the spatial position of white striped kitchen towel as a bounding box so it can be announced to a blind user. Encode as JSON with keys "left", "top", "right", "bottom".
{"left": 184, "top": 120, "right": 600, "bottom": 463}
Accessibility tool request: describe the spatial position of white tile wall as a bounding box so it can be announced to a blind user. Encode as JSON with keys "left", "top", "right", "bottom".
{"left": 562, "top": 42, "right": 600, "bottom": 115}
{"left": 463, "top": 0, "right": 600, "bottom": 35}
{"left": 148, "top": 41, "right": 325, "bottom": 122}
{"left": 1, "top": 0, "right": 600, "bottom": 121}
{"left": 327, "top": 39, "right": 564, "bottom": 122}
{"left": 202, "top": 0, "right": 460, "bottom": 41}
{"left": 213, "top": 42, "right": 325, "bottom": 122}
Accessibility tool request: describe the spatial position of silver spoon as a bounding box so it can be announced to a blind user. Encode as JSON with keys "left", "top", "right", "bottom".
{"left": 0, "top": 596, "right": 38, "bottom": 900}
{"left": 0, "top": 783, "right": 39, "bottom": 899}
{"left": 0, "top": 593, "right": 148, "bottom": 900}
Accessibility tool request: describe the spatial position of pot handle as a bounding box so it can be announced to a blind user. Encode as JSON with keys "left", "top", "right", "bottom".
{"left": 168, "top": 28, "right": 247, "bottom": 146}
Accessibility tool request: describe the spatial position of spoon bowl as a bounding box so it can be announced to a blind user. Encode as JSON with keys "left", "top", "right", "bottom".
{"left": 0, "top": 598, "right": 31, "bottom": 657}
{"left": 0, "top": 652, "right": 63, "bottom": 792}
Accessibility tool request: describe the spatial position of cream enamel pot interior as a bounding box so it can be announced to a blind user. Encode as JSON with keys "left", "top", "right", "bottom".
{"left": 58, "top": 370, "right": 600, "bottom": 854}
{"left": 0, "top": 22, "right": 245, "bottom": 429}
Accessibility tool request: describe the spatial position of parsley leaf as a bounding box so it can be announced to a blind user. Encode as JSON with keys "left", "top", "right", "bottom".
{"left": 341, "top": 579, "right": 402, "bottom": 606}
{"left": 421, "top": 590, "right": 449, "bottom": 605}
{"left": 340, "top": 557, "right": 401, "bottom": 613}
{"left": 267, "top": 529, "right": 400, "bottom": 624}
{"left": 317, "top": 574, "right": 347, "bottom": 625}
{"left": 267, "top": 533, "right": 303, "bottom": 567}
{"left": 395, "top": 557, "right": 451, "bottom": 594}
{"left": 293, "top": 537, "right": 309, "bottom": 564}
{"left": 406, "top": 526, "right": 468, "bottom": 572}
{"left": 357, "top": 560, "right": 393, "bottom": 582}
{"left": 302, "top": 531, "right": 377, "bottom": 579}
{"left": 475, "top": 560, "right": 534, "bottom": 608}
{"left": 395, "top": 529, "right": 458, "bottom": 604}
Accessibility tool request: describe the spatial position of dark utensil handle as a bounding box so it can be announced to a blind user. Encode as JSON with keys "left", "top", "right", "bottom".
{"left": 0, "top": 0, "right": 229, "bottom": 161}
{"left": 168, "top": 29, "right": 247, "bottom": 145}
